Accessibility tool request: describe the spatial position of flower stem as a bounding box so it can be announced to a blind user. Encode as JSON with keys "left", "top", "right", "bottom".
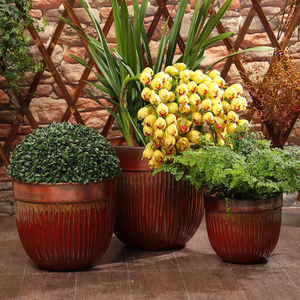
{"left": 120, "top": 75, "right": 140, "bottom": 147}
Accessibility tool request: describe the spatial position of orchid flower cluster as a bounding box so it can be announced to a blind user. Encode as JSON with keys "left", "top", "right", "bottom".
{"left": 137, "top": 63, "right": 250, "bottom": 168}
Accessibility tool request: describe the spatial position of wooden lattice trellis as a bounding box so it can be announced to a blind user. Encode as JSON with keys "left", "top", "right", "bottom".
{"left": 1, "top": 0, "right": 300, "bottom": 172}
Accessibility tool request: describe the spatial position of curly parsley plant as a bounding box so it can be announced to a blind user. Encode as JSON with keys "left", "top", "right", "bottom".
{"left": 154, "top": 129, "right": 300, "bottom": 200}
{"left": 7, "top": 122, "right": 121, "bottom": 184}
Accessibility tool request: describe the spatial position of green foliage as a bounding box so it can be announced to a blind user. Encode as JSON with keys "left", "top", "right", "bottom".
{"left": 225, "top": 126, "right": 271, "bottom": 157}
{"left": 0, "top": 0, "right": 47, "bottom": 96}
{"left": 7, "top": 122, "right": 121, "bottom": 184}
{"left": 154, "top": 131, "right": 300, "bottom": 200}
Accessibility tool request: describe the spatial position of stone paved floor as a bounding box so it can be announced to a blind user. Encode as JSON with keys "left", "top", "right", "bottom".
{"left": 0, "top": 193, "right": 299, "bottom": 300}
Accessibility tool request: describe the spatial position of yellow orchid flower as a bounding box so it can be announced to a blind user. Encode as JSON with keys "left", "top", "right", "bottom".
{"left": 166, "top": 102, "right": 179, "bottom": 114}
{"left": 226, "top": 111, "right": 239, "bottom": 123}
{"left": 212, "top": 103, "right": 224, "bottom": 116}
{"left": 164, "top": 132, "right": 176, "bottom": 147}
{"left": 203, "top": 112, "right": 214, "bottom": 124}
{"left": 165, "top": 114, "right": 177, "bottom": 126}
{"left": 143, "top": 147, "right": 154, "bottom": 162}
{"left": 158, "top": 88, "right": 170, "bottom": 102}
{"left": 150, "top": 77, "right": 163, "bottom": 90}
{"left": 166, "top": 124, "right": 178, "bottom": 137}
{"left": 165, "top": 66, "right": 179, "bottom": 76}
{"left": 157, "top": 103, "right": 169, "bottom": 117}
{"left": 208, "top": 69, "right": 221, "bottom": 79}
{"left": 142, "top": 67, "right": 154, "bottom": 76}
{"left": 154, "top": 117, "right": 167, "bottom": 130}
{"left": 197, "top": 83, "right": 208, "bottom": 96}
{"left": 138, "top": 107, "right": 149, "bottom": 121}
{"left": 212, "top": 75, "right": 225, "bottom": 88}
{"left": 140, "top": 72, "right": 151, "bottom": 85}
{"left": 173, "top": 63, "right": 186, "bottom": 72}
{"left": 201, "top": 99, "right": 212, "bottom": 112}
{"left": 186, "top": 130, "right": 201, "bottom": 145}
{"left": 226, "top": 122, "right": 237, "bottom": 133}
{"left": 192, "top": 112, "right": 203, "bottom": 125}
{"left": 188, "top": 93, "right": 201, "bottom": 106}
{"left": 177, "top": 83, "right": 188, "bottom": 96}
{"left": 176, "top": 137, "right": 190, "bottom": 152}
{"left": 143, "top": 114, "right": 157, "bottom": 127}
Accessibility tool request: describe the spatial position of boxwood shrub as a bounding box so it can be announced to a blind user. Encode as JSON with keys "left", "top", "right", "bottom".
{"left": 7, "top": 122, "right": 121, "bottom": 184}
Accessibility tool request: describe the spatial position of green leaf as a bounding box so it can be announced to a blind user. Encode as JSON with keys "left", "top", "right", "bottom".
{"left": 133, "top": 0, "right": 143, "bottom": 72}
{"left": 140, "top": 26, "right": 153, "bottom": 69}
{"left": 183, "top": 0, "right": 203, "bottom": 63}
{"left": 84, "top": 2, "right": 121, "bottom": 91}
{"left": 88, "top": 44, "right": 121, "bottom": 97}
{"left": 189, "top": 0, "right": 232, "bottom": 69}
{"left": 154, "top": 33, "right": 168, "bottom": 74}
{"left": 69, "top": 54, "right": 92, "bottom": 70}
{"left": 165, "top": 0, "right": 189, "bottom": 67}
{"left": 84, "top": 89, "right": 129, "bottom": 141}
{"left": 86, "top": 82, "right": 119, "bottom": 103}
{"left": 202, "top": 32, "right": 233, "bottom": 49}
{"left": 110, "top": 48, "right": 136, "bottom": 76}
{"left": 203, "top": 46, "right": 274, "bottom": 73}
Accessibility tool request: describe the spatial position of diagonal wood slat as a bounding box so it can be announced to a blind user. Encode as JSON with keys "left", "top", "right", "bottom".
{"left": 146, "top": 0, "right": 169, "bottom": 42}
{"left": 26, "top": 23, "right": 84, "bottom": 125}
{"left": 221, "top": 5, "right": 257, "bottom": 79}
{"left": 0, "top": 144, "right": 10, "bottom": 167}
{"left": 251, "top": 0, "right": 281, "bottom": 49}
{"left": 15, "top": 94, "right": 39, "bottom": 130}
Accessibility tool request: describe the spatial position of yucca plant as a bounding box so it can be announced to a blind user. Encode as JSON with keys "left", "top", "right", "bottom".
{"left": 61, "top": 0, "right": 268, "bottom": 146}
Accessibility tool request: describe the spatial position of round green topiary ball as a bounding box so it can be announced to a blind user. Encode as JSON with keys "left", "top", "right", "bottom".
{"left": 7, "top": 122, "right": 121, "bottom": 184}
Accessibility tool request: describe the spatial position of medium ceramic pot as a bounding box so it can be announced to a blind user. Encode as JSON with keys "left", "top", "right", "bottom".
{"left": 204, "top": 194, "right": 283, "bottom": 264}
{"left": 13, "top": 178, "right": 118, "bottom": 271}
{"left": 110, "top": 138, "right": 204, "bottom": 250}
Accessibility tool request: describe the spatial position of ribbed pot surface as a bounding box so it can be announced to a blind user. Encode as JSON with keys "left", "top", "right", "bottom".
{"left": 13, "top": 178, "right": 117, "bottom": 271}
{"left": 204, "top": 194, "right": 283, "bottom": 264}
{"left": 113, "top": 145, "right": 204, "bottom": 250}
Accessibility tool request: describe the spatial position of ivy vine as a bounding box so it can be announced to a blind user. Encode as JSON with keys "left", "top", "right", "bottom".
{"left": 0, "top": 0, "right": 47, "bottom": 96}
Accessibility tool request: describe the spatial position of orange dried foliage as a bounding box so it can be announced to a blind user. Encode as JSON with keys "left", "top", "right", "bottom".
{"left": 246, "top": 49, "right": 300, "bottom": 138}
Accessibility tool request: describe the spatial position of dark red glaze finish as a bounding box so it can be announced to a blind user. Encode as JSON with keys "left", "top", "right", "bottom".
{"left": 13, "top": 178, "right": 118, "bottom": 271}
{"left": 204, "top": 194, "right": 283, "bottom": 264}
{"left": 112, "top": 143, "right": 204, "bottom": 250}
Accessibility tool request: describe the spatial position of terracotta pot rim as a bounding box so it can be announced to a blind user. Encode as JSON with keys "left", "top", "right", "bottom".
{"left": 204, "top": 194, "right": 283, "bottom": 212}
{"left": 13, "top": 177, "right": 118, "bottom": 204}
{"left": 113, "top": 145, "right": 144, "bottom": 150}
{"left": 204, "top": 193, "right": 282, "bottom": 202}
{"left": 12, "top": 177, "right": 118, "bottom": 186}
{"left": 112, "top": 142, "right": 150, "bottom": 171}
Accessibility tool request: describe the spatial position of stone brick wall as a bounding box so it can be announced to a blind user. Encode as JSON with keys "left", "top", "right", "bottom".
{"left": 1, "top": 0, "right": 300, "bottom": 215}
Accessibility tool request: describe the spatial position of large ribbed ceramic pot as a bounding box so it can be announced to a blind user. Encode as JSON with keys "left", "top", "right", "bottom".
{"left": 13, "top": 178, "right": 118, "bottom": 271}
{"left": 110, "top": 137, "right": 204, "bottom": 250}
{"left": 204, "top": 194, "right": 283, "bottom": 264}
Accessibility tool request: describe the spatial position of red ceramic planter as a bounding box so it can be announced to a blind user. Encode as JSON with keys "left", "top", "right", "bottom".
{"left": 13, "top": 178, "right": 118, "bottom": 271}
{"left": 204, "top": 194, "right": 283, "bottom": 264}
{"left": 110, "top": 138, "right": 204, "bottom": 250}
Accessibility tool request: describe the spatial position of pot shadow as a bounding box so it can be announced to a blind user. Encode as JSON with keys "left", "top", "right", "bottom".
{"left": 222, "top": 258, "right": 269, "bottom": 266}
